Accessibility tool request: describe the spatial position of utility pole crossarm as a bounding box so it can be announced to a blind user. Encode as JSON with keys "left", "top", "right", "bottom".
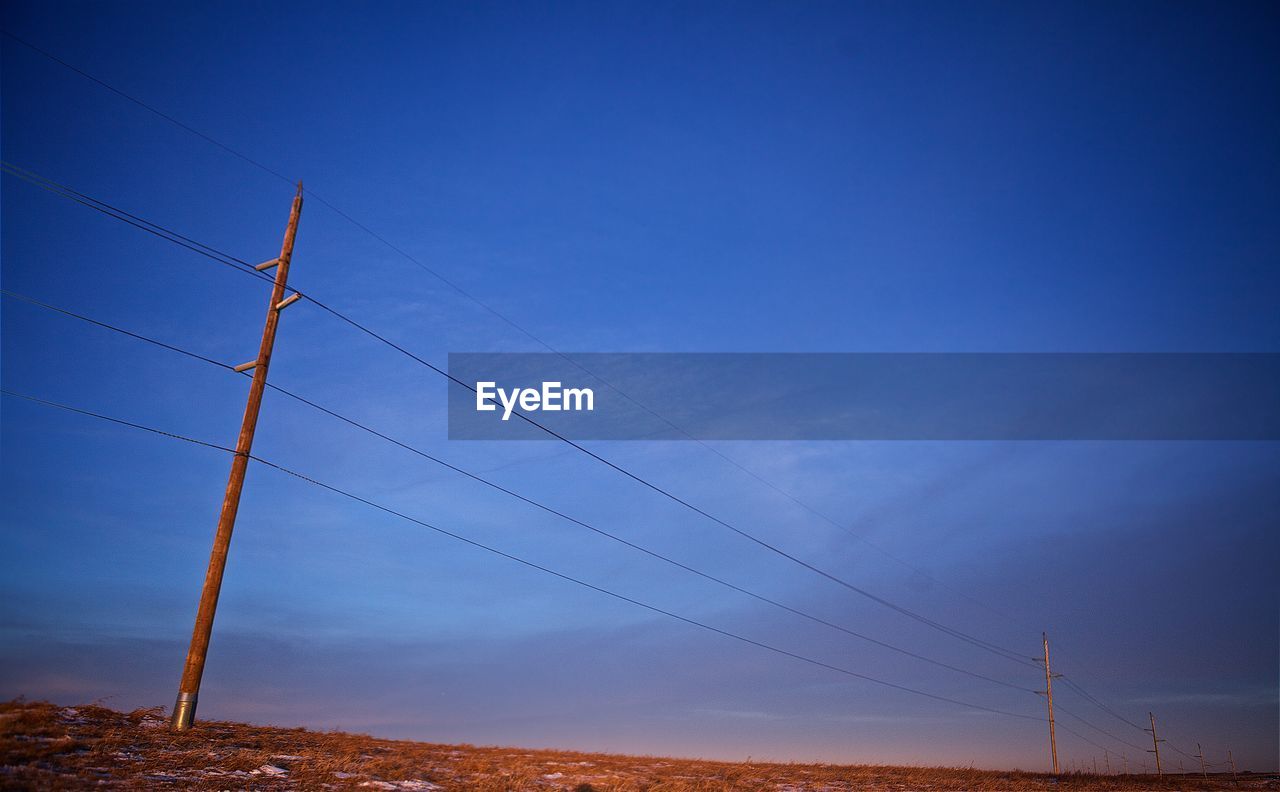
{"left": 170, "top": 183, "right": 304, "bottom": 731}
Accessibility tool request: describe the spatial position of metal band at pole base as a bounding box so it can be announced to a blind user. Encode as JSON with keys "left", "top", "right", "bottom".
{"left": 170, "top": 692, "right": 198, "bottom": 731}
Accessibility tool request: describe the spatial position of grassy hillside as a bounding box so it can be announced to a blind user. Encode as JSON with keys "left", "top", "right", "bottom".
{"left": 1, "top": 700, "right": 1269, "bottom": 790}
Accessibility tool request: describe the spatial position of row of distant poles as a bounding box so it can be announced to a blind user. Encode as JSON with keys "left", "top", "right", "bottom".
{"left": 1039, "top": 632, "right": 1235, "bottom": 778}
{"left": 1053, "top": 745, "right": 1236, "bottom": 779}
{"left": 166, "top": 189, "right": 1238, "bottom": 781}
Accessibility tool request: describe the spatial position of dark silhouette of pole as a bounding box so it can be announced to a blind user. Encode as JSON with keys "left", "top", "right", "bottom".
{"left": 171, "top": 184, "right": 304, "bottom": 730}
{"left": 1039, "top": 632, "right": 1060, "bottom": 774}
{"left": 1145, "top": 712, "right": 1164, "bottom": 777}
{"left": 1197, "top": 743, "right": 1208, "bottom": 779}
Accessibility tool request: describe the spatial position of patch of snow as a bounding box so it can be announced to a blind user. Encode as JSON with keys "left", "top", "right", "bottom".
{"left": 335, "top": 771, "right": 358, "bottom": 779}
{"left": 258, "top": 764, "right": 289, "bottom": 776}
{"left": 543, "top": 772, "right": 564, "bottom": 779}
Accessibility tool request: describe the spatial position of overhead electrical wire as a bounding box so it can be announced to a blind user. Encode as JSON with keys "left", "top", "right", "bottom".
{"left": 0, "top": 387, "right": 1044, "bottom": 723}
{"left": 7, "top": 35, "right": 1238, "bottom": 768}
{"left": 1054, "top": 721, "right": 1123, "bottom": 761}
{"left": 1, "top": 163, "right": 1041, "bottom": 672}
{"left": 1058, "top": 675, "right": 1204, "bottom": 761}
{"left": 2, "top": 36, "right": 1229, "bottom": 756}
{"left": 0, "top": 287, "right": 1036, "bottom": 695}
{"left": 5, "top": 282, "right": 1152, "bottom": 759}
{"left": 1059, "top": 676, "right": 1146, "bottom": 731}
{"left": 1054, "top": 704, "right": 1149, "bottom": 754}
{"left": 0, "top": 34, "right": 1203, "bottom": 767}
{"left": 0, "top": 162, "right": 282, "bottom": 292}
{"left": 5, "top": 291, "right": 1153, "bottom": 765}
{"left": 3, "top": 161, "right": 1171, "bottom": 764}
{"left": 1, "top": 27, "right": 1042, "bottom": 644}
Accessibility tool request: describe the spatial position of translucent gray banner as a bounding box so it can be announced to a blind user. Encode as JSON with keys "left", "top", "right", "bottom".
{"left": 447, "top": 353, "right": 1280, "bottom": 441}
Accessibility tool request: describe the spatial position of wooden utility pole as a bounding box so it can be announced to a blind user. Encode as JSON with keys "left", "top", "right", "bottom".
{"left": 1145, "top": 712, "right": 1165, "bottom": 777}
{"left": 1197, "top": 743, "right": 1207, "bottom": 778}
{"left": 1104, "top": 749, "right": 1111, "bottom": 775}
{"left": 1039, "top": 632, "right": 1061, "bottom": 774}
{"left": 1228, "top": 749, "right": 1236, "bottom": 779}
{"left": 170, "top": 184, "right": 304, "bottom": 731}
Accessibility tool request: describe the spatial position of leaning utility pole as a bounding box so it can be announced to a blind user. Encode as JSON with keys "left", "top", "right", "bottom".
{"left": 170, "top": 184, "right": 304, "bottom": 730}
{"left": 1145, "top": 712, "right": 1165, "bottom": 777}
{"left": 1197, "top": 743, "right": 1207, "bottom": 779}
{"left": 1038, "top": 632, "right": 1061, "bottom": 774}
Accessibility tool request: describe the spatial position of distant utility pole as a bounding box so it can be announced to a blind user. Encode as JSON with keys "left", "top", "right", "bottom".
{"left": 1038, "top": 632, "right": 1061, "bottom": 774}
{"left": 1145, "top": 712, "right": 1165, "bottom": 777}
{"left": 1104, "top": 749, "right": 1111, "bottom": 775}
{"left": 1197, "top": 743, "right": 1207, "bottom": 779}
{"left": 170, "top": 184, "right": 305, "bottom": 731}
{"left": 1092, "top": 757, "right": 1097, "bottom": 774}
{"left": 1228, "top": 749, "right": 1237, "bottom": 779}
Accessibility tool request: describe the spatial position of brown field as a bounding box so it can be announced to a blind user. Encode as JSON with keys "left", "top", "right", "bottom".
{"left": 1, "top": 699, "right": 1272, "bottom": 791}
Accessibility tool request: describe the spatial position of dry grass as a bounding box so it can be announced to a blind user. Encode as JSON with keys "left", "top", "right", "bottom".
{"left": 1, "top": 699, "right": 1272, "bottom": 790}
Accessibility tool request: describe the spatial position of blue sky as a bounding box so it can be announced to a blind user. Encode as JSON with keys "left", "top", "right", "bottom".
{"left": 2, "top": 0, "right": 1277, "bottom": 772}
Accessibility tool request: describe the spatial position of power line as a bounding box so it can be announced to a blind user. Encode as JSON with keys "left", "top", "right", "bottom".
{"left": 1054, "top": 721, "right": 1119, "bottom": 759}
{"left": 303, "top": 297, "right": 1049, "bottom": 667}
{"left": 1, "top": 162, "right": 1040, "bottom": 671}
{"left": 1054, "top": 704, "right": 1148, "bottom": 754}
{"left": 1, "top": 28, "right": 1041, "bottom": 644}
{"left": 2, "top": 29, "right": 1237, "bottom": 769}
{"left": 1058, "top": 675, "right": 1203, "bottom": 761}
{"left": 1, "top": 287, "right": 1037, "bottom": 695}
{"left": 0, "top": 31, "right": 295, "bottom": 187}
{"left": 1059, "top": 676, "right": 1146, "bottom": 731}
{"left": 1, "top": 387, "right": 1045, "bottom": 723}
{"left": 2, "top": 390, "right": 235, "bottom": 454}
{"left": 0, "top": 162, "right": 282, "bottom": 291}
